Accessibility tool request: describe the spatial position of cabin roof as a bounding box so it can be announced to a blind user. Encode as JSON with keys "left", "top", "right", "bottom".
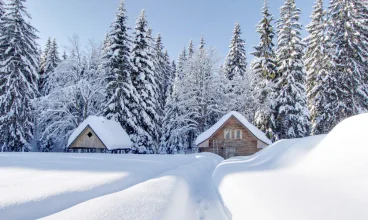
{"left": 195, "top": 111, "right": 272, "bottom": 146}
{"left": 67, "top": 116, "right": 132, "bottom": 150}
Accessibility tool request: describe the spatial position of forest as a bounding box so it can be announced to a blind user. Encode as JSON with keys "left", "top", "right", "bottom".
{"left": 0, "top": 0, "right": 367, "bottom": 153}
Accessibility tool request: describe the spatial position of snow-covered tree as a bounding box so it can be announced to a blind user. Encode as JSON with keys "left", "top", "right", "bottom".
{"left": 326, "top": 0, "right": 368, "bottom": 121}
{"left": 153, "top": 34, "right": 172, "bottom": 133}
{"left": 38, "top": 36, "right": 106, "bottom": 151}
{"left": 0, "top": 0, "right": 39, "bottom": 152}
{"left": 251, "top": 0, "right": 277, "bottom": 134}
{"left": 39, "top": 38, "right": 51, "bottom": 75}
{"left": 188, "top": 40, "right": 194, "bottom": 58}
{"left": 305, "top": 0, "right": 335, "bottom": 135}
{"left": 131, "top": 10, "right": 159, "bottom": 153}
{"left": 224, "top": 22, "right": 248, "bottom": 80}
{"left": 176, "top": 48, "right": 187, "bottom": 80}
{"left": 41, "top": 38, "right": 61, "bottom": 95}
{"left": 271, "top": 0, "right": 310, "bottom": 140}
{"left": 160, "top": 73, "right": 191, "bottom": 154}
{"left": 103, "top": 0, "right": 145, "bottom": 153}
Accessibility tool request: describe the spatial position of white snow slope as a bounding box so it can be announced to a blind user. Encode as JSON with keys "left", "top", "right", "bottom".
{"left": 214, "top": 113, "right": 368, "bottom": 220}
{"left": 0, "top": 153, "right": 226, "bottom": 220}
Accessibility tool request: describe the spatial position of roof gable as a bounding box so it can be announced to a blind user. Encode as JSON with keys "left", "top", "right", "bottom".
{"left": 67, "top": 116, "right": 132, "bottom": 150}
{"left": 195, "top": 111, "right": 272, "bottom": 145}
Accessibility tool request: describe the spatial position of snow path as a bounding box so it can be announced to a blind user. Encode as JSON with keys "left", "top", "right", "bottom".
{"left": 0, "top": 152, "right": 227, "bottom": 220}
{"left": 42, "top": 153, "right": 228, "bottom": 220}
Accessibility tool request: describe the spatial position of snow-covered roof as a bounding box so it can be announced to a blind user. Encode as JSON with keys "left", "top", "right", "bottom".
{"left": 67, "top": 116, "right": 132, "bottom": 150}
{"left": 195, "top": 111, "right": 272, "bottom": 146}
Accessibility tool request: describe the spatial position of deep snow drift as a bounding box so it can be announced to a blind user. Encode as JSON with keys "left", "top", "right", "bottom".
{"left": 0, "top": 153, "right": 226, "bottom": 220}
{"left": 214, "top": 113, "right": 368, "bottom": 220}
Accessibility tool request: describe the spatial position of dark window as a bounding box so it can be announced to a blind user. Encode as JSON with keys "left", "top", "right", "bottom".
{"left": 87, "top": 132, "right": 93, "bottom": 138}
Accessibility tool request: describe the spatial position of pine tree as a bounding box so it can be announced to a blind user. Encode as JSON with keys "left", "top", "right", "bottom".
{"left": 305, "top": 0, "right": 335, "bottom": 135}
{"left": 39, "top": 37, "right": 51, "bottom": 75}
{"left": 62, "top": 51, "right": 67, "bottom": 60}
{"left": 224, "top": 22, "right": 247, "bottom": 80}
{"left": 0, "top": 0, "right": 40, "bottom": 152}
{"left": 188, "top": 40, "right": 194, "bottom": 58}
{"left": 103, "top": 0, "right": 144, "bottom": 153}
{"left": 153, "top": 34, "right": 169, "bottom": 128}
{"left": 199, "top": 36, "right": 205, "bottom": 50}
{"left": 271, "top": 0, "right": 310, "bottom": 140}
{"left": 131, "top": 10, "right": 159, "bottom": 153}
{"left": 327, "top": 0, "right": 368, "bottom": 121}
{"left": 41, "top": 38, "right": 60, "bottom": 95}
{"left": 251, "top": 0, "right": 277, "bottom": 135}
{"left": 176, "top": 48, "right": 187, "bottom": 80}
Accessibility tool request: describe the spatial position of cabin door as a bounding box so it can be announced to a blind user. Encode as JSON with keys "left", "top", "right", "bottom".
{"left": 226, "top": 147, "right": 236, "bottom": 159}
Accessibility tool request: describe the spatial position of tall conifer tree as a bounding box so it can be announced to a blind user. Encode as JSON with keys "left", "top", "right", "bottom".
{"left": 103, "top": 0, "right": 145, "bottom": 153}
{"left": 271, "top": 0, "right": 310, "bottom": 140}
{"left": 224, "top": 22, "right": 247, "bottom": 80}
{"left": 131, "top": 10, "right": 159, "bottom": 152}
{"left": 0, "top": 0, "right": 40, "bottom": 151}
{"left": 251, "top": 0, "right": 277, "bottom": 135}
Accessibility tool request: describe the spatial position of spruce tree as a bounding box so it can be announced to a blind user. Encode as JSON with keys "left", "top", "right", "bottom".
{"left": 39, "top": 37, "right": 51, "bottom": 76}
{"left": 251, "top": 0, "right": 277, "bottom": 135}
{"left": 103, "top": 0, "right": 144, "bottom": 153}
{"left": 131, "top": 10, "right": 159, "bottom": 153}
{"left": 176, "top": 48, "right": 187, "bottom": 80}
{"left": 271, "top": 0, "right": 310, "bottom": 140}
{"left": 327, "top": 0, "right": 368, "bottom": 120}
{"left": 305, "top": 0, "right": 335, "bottom": 135}
{"left": 0, "top": 0, "right": 39, "bottom": 152}
{"left": 224, "top": 22, "right": 247, "bottom": 80}
{"left": 41, "top": 38, "right": 60, "bottom": 95}
{"left": 153, "top": 34, "right": 169, "bottom": 126}
{"left": 188, "top": 40, "right": 194, "bottom": 58}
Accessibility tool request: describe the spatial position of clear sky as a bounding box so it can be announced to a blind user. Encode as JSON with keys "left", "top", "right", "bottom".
{"left": 26, "top": 0, "right": 329, "bottom": 61}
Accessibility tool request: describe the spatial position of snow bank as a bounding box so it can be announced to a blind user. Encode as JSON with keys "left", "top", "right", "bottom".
{"left": 0, "top": 153, "right": 198, "bottom": 220}
{"left": 213, "top": 113, "right": 368, "bottom": 220}
{"left": 195, "top": 111, "right": 271, "bottom": 145}
{"left": 67, "top": 116, "right": 132, "bottom": 150}
{"left": 42, "top": 153, "right": 227, "bottom": 220}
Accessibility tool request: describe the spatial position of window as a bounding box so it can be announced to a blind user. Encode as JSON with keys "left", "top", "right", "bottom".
{"left": 87, "top": 132, "right": 93, "bottom": 138}
{"left": 224, "top": 129, "right": 231, "bottom": 139}
{"left": 235, "top": 129, "right": 242, "bottom": 139}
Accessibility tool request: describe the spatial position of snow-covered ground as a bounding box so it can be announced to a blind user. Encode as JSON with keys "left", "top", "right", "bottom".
{"left": 0, "top": 152, "right": 226, "bottom": 220}
{"left": 214, "top": 113, "right": 368, "bottom": 220}
{"left": 2, "top": 114, "right": 368, "bottom": 220}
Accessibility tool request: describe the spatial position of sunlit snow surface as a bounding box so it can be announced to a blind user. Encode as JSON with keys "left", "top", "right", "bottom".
{"left": 0, "top": 153, "right": 226, "bottom": 220}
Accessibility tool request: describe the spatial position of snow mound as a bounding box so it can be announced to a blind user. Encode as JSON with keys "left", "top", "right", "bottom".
{"left": 195, "top": 111, "right": 272, "bottom": 145}
{"left": 67, "top": 116, "right": 132, "bottom": 150}
{"left": 213, "top": 113, "right": 368, "bottom": 220}
{"left": 298, "top": 113, "right": 368, "bottom": 174}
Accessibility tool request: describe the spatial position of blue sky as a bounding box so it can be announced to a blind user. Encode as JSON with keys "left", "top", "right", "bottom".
{"left": 26, "top": 0, "right": 329, "bottom": 61}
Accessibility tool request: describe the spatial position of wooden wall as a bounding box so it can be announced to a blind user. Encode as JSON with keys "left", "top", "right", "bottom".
{"left": 200, "top": 117, "right": 264, "bottom": 158}
{"left": 69, "top": 126, "right": 106, "bottom": 149}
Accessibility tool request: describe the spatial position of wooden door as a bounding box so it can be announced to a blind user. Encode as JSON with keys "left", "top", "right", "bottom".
{"left": 226, "top": 147, "right": 236, "bottom": 159}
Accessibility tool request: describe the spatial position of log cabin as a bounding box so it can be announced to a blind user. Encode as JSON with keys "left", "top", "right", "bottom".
{"left": 67, "top": 116, "right": 132, "bottom": 153}
{"left": 196, "top": 111, "right": 272, "bottom": 159}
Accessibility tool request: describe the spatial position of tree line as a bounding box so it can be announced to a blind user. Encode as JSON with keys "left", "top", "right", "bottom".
{"left": 0, "top": 0, "right": 367, "bottom": 153}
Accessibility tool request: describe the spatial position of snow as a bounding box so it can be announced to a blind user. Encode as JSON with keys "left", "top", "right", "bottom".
{"left": 0, "top": 152, "right": 226, "bottom": 220}
{"left": 67, "top": 116, "right": 132, "bottom": 150}
{"left": 195, "top": 111, "right": 272, "bottom": 145}
{"left": 213, "top": 113, "right": 368, "bottom": 220}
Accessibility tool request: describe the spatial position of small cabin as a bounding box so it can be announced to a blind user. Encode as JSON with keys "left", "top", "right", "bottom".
{"left": 196, "top": 111, "right": 272, "bottom": 159}
{"left": 67, "top": 116, "right": 132, "bottom": 153}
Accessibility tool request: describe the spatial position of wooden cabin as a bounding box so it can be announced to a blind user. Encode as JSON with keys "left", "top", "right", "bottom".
{"left": 196, "top": 111, "right": 272, "bottom": 159}
{"left": 67, "top": 116, "right": 132, "bottom": 153}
